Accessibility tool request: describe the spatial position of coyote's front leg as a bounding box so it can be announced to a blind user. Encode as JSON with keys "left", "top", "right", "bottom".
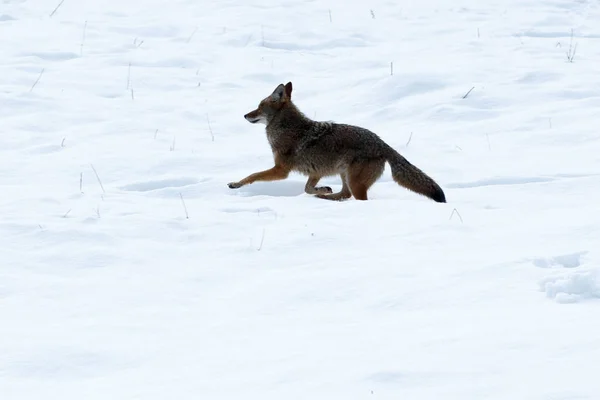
{"left": 228, "top": 164, "right": 291, "bottom": 189}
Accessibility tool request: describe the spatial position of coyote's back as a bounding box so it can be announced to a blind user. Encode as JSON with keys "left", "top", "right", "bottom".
{"left": 228, "top": 82, "right": 446, "bottom": 203}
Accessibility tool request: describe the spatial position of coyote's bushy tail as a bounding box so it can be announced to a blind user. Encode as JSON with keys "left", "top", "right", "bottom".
{"left": 385, "top": 148, "right": 446, "bottom": 203}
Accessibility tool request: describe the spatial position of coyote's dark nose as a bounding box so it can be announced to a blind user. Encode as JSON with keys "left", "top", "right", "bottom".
{"left": 244, "top": 113, "right": 260, "bottom": 123}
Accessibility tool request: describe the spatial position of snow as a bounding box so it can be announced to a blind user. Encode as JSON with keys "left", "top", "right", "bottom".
{"left": 540, "top": 268, "right": 600, "bottom": 304}
{"left": 1, "top": 0, "right": 600, "bottom": 398}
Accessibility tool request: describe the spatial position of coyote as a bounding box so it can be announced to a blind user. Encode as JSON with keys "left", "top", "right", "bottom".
{"left": 228, "top": 82, "right": 446, "bottom": 202}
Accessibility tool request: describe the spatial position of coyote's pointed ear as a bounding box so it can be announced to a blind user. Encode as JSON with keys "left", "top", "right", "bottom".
{"left": 284, "top": 82, "right": 293, "bottom": 99}
{"left": 271, "top": 83, "right": 286, "bottom": 101}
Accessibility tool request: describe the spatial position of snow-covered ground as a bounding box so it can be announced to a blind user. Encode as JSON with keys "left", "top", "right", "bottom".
{"left": 2, "top": 0, "right": 600, "bottom": 398}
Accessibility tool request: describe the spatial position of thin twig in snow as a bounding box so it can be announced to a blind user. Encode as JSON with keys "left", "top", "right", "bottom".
{"left": 63, "top": 209, "right": 72, "bottom": 218}
{"left": 80, "top": 21, "right": 87, "bottom": 56}
{"left": 206, "top": 114, "right": 214, "bottom": 141}
{"left": 50, "top": 0, "right": 65, "bottom": 17}
{"left": 449, "top": 208, "right": 463, "bottom": 223}
{"left": 390, "top": 61, "right": 394, "bottom": 76}
{"left": 406, "top": 132, "right": 413, "bottom": 147}
{"left": 154, "top": 129, "right": 158, "bottom": 139}
{"left": 257, "top": 228, "right": 266, "bottom": 251}
{"left": 329, "top": 9, "right": 332, "bottom": 23}
{"left": 61, "top": 137, "right": 66, "bottom": 147}
{"left": 566, "top": 28, "right": 577, "bottom": 62}
{"left": 462, "top": 86, "right": 475, "bottom": 99}
{"left": 79, "top": 172, "right": 83, "bottom": 193}
{"left": 179, "top": 193, "right": 189, "bottom": 219}
{"left": 133, "top": 37, "right": 144, "bottom": 48}
{"left": 186, "top": 27, "right": 198, "bottom": 43}
{"left": 30, "top": 69, "right": 45, "bottom": 92}
{"left": 90, "top": 164, "right": 106, "bottom": 194}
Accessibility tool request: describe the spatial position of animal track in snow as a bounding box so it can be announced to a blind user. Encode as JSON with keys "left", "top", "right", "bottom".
{"left": 517, "top": 31, "right": 600, "bottom": 39}
{"left": 539, "top": 269, "right": 600, "bottom": 304}
{"left": 229, "top": 181, "right": 306, "bottom": 197}
{"left": 120, "top": 177, "right": 199, "bottom": 192}
{"left": 26, "top": 52, "right": 79, "bottom": 61}
{"left": 532, "top": 251, "right": 587, "bottom": 269}
{"left": 6, "top": 348, "right": 133, "bottom": 379}
{"left": 447, "top": 173, "right": 593, "bottom": 189}
{"left": 447, "top": 176, "right": 554, "bottom": 189}
{"left": 382, "top": 78, "right": 446, "bottom": 101}
{"left": 262, "top": 37, "right": 370, "bottom": 51}
{"left": 516, "top": 71, "right": 562, "bottom": 84}
{"left": 220, "top": 206, "right": 274, "bottom": 214}
{"left": 27, "top": 144, "right": 63, "bottom": 154}
{"left": 367, "top": 371, "right": 404, "bottom": 383}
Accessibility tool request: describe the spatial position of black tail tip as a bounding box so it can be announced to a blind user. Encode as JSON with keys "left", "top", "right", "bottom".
{"left": 431, "top": 188, "right": 446, "bottom": 203}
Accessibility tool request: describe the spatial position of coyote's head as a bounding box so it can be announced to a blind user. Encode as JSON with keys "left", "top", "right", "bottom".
{"left": 244, "top": 82, "right": 293, "bottom": 125}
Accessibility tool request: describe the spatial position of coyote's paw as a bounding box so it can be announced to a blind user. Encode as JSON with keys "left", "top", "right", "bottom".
{"left": 228, "top": 182, "right": 243, "bottom": 189}
{"left": 315, "top": 186, "right": 333, "bottom": 194}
